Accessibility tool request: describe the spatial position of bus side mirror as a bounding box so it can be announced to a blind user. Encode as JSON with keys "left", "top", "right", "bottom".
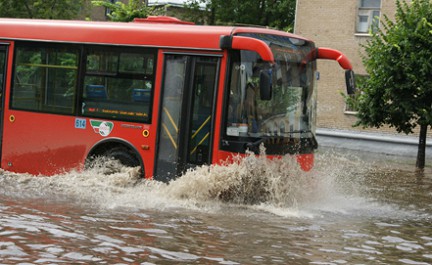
{"left": 345, "top": 70, "right": 356, "bottom": 95}
{"left": 259, "top": 70, "right": 272, "bottom": 100}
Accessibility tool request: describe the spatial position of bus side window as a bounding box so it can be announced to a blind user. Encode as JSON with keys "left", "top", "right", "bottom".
{"left": 11, "top": 43, "right": 79, "bottom": 114}
{"left": 81, "top": 47, "right": 156, "bottom": 123}
{"left": 85, "top": 85, "right": 107, "bottom": 100}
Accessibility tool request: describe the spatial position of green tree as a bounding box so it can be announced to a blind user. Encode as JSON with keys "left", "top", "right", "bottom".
{"left": 357, "top": 0, "right": 432, "bottom": 170}
{"left": 91, "top": 0, "right": 163, "bottom": 22}
{"left": 0, "top": 0, "right": 85, "bottom": 19}
{"left": 184, "top": 0, "right": 296, "bottom": 31}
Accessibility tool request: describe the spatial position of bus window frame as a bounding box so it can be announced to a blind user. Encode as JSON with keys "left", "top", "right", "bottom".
{"left": 11, "top": 41, "right": 81, "bottom": 116}
{"left": 80, "top": 45, "right": 158, "bottom": 124}
{"left": 10, "top": 41, "right": 158, "bottom": 124}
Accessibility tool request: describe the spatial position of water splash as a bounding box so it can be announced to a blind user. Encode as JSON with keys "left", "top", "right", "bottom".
{"left": 0, "top": 149, "right": 374, "bottom": 216}
{"left": 166, "top": 151, "right": 314, "bottom": 207}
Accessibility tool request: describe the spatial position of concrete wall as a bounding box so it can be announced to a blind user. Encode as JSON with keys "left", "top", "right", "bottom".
{"left": 317, "top": 128, "right": 432, "bottom": 159}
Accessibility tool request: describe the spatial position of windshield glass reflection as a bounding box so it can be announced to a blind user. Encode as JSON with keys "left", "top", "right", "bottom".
{"left": 226, "top": 34, "right": 317, "bottom": 140}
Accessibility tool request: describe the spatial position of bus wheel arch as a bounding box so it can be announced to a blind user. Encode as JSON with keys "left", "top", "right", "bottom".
{"left": 85, "top": 139, "right": 144, "bottom": 177}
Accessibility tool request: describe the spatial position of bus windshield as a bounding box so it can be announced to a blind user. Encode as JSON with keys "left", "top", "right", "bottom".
{"left": 225, "top": 33, "right": 317, "bottom": 153}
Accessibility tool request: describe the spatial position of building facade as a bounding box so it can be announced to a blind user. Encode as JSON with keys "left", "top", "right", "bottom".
{"left": 294, "top": 0, "right": 432, "bottom": 156}
{"left": 295, "top": 0, "right": 400, "bottom": 134}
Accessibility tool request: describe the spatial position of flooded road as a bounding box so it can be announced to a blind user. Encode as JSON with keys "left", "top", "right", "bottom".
{"left": 0, "top": 150, "right": 431, "bottom": 264}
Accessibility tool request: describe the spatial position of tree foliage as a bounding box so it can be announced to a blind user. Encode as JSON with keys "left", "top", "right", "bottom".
{"left": 0, "top": 0, "right": 85, "bottom": 19}
{"left": 91, "top": 0, "right": 164, "bottom": 22}
{"left": 183, "top": 0, "right": 296, "bottom": 31}
{"left": 357, "top": 0, "right": 432, "bottom": 169}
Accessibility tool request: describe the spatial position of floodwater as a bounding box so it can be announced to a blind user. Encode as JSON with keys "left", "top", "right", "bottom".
{"left": 0, "top": 149, "right": 431, "bottom": 265}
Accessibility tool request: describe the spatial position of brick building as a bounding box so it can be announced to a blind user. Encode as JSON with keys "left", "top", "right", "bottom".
{"left": 295, "top": 0, "right": 432, "bottom": 155}
{"left": 295, "top": 0, "right": 399, "bottom": 133}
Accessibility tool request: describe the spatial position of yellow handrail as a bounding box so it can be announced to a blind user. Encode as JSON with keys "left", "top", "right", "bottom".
{"left": 191, "top": 115, "right": 211, "bottom": 139}
{"left": 18, "top": 63, "right": 78, "bottom": 70}
{"left": 162, "top": 123, "right": 177, "bottom": 149}
{"left": 163, "top": 107, "right": 178, "bottom": 133}
{"left": 190, "top": 132, "right": 209, "bottom": 155}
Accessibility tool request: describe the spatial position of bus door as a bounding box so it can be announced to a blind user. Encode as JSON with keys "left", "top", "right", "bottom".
{"left": 155, "top": 54, "right": 219, "bottom": 181}
{"left": 0, "top": 45, "right": 8, "bottom": 158}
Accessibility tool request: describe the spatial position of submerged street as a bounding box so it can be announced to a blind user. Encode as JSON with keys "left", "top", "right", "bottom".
{"left": 0, "top": 149, "right": 431, "bottom": 264}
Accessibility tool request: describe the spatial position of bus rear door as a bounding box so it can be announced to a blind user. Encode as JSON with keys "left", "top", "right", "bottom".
{"left": 154, "top": 54, "right": 219, "bottom": 181}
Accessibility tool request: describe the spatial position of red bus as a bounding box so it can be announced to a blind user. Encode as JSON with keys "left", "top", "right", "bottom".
{"left": 0, "top": 16, "right": 354, "bottom": 180}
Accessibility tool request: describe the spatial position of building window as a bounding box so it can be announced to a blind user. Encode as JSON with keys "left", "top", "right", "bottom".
{"left": 357, "top": 0, "right": 381, "bottom": 34}
{"left": 344, "top": 74, "right": 368, "bottom": 114}
{"left": 344, "top": 93, "right": 359, "bottom": 114}
{"left": 105, "top": 0, "right": 119, "bottom": 17}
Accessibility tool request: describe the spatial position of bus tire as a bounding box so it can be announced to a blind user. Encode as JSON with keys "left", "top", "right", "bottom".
{"left": 86, "top": 145, "right": 144, "bottom": 177}
{"left": 105, "top": 146, "right": 140, "bottom": 168}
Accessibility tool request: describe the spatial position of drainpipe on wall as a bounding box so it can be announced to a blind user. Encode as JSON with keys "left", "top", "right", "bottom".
{"left": 293, "top": 0, "right": 300, "bottom": 34}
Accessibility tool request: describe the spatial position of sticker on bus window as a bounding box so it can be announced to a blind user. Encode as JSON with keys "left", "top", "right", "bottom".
{"left": 90, "top": 120, "right": 114, "bottom": 137}
{"left": 75, "top": 118, "right": 86, "bottom": 129}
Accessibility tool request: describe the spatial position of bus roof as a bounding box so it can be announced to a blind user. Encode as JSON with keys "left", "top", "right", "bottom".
{"left": 0, "top": 18, "right": 311, "bottom": 50}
